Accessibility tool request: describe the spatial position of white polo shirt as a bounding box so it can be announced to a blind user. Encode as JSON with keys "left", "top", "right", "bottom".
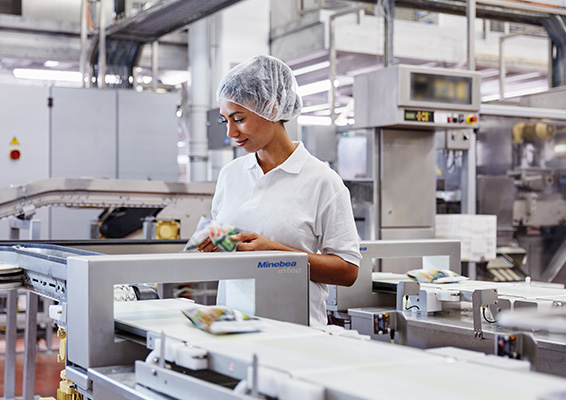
{"left": 212, "top": 141, "right": 361, "bottom": 326}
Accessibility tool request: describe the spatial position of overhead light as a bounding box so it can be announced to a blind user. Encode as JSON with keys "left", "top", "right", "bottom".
{"left": 177, "top": 154, "right": 189, "bottom": 164}
{"left": 43, "top": 60, "right": 60, "bottom": 68}
{"left": 292, "top": 61, "right": 330, "bottom": 76}
{"left": 160, "top": 71, "right": 189, "bottom": 85}
{"left": 13, "top": 68, "right": 82, "bottom": 82}
{"left": 297, "top": 115, "right": 332, "bottom": 126}
{"left": 297, "top": 80, "right": 332, "bottom": 97}
{"left": 105, "top": 75, "right": 121, "bottom": 85}
{"left": 554, "top": 144, "right": 566, "bottom": 155}
{"left": 302, "top": 103, "right": 330, "bottom": 113}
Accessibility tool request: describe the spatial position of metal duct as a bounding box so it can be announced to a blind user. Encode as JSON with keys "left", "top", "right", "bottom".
{"left": 106, "top": 0, "right": 241, "bottom": 43}
{"left": 343, "top": 0, "right": 565, "bottom": 88}
{"left": 90, "top": 0, "right": 241, "bottom": 88}
{"left": 540, "top": 15, "right": 566, "bottom": 87}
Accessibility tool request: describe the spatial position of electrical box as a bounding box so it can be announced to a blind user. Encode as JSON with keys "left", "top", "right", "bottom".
{"left": 445, "top": 129, "right": 471, "bottom": 150}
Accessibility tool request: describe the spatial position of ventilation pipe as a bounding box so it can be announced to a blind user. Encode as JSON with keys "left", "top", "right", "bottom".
{"left": 80, "top": 0, "right": 88, "bottom": 88}
{"left": 188, "top": 19, "right": 210, "bottom": 182}
{"left": 98, "top": 0, "right": 109, "bottom": 88}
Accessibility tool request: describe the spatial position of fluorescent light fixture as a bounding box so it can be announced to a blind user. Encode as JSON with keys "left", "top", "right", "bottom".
{"left": 13, "top": 68, "right": 82, "bottom": 82}
{"left": 297, "top": 77, "right": 352, "bottom": 97}
{"left": 43, "top": 60, "right": 60, "bottom": 68}
{"left": 293, "top": 61, "right": 330, "bottom": 76}
{"left": 297, "top": 80, "right": 331, "bottom": 97}
{"left": 554, "top": 144, "right": 566, "bottom": 154}
{"left": 160, "top": 71, "right": 189, "bottom": 85}
{"left": 298, "top": 115, "right": 332, "bottom": 126}
{"left": 302, "top": 103, "right": 330, "bottom": 113}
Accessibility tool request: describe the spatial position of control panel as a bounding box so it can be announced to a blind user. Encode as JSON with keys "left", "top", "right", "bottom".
{"left": 402, "top": 109, "right": 479, "bottom": 128}
{"left": 354, "top": 64, "right": 481, "bottom": 130}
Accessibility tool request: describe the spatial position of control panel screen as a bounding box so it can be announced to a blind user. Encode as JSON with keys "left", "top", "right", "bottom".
{"left": 410, "top": 73, "right": 472, "bottom": 105}
{"left": 404, "top": 110, "right": 434, "bottom": 123}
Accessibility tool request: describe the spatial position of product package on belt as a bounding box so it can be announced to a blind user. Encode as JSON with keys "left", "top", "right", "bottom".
{"left": 181, "top": 305, "right": 266, "bottom": 334}
{"left": 407, "top": 269, "right": 468, "bottom": 284}
{"left": 183, "top": 216, "right": 241, "bottom": 252}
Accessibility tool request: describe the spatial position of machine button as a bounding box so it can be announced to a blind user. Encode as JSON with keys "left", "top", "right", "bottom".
{"left": 10, "top": 149, "right": 20, "bottom": 160}
{"left": 466, "top": 114, "right": 478, "bottom": 124}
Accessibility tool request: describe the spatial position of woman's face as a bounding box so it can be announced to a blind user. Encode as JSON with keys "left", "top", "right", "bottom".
{"left": 219, "top": 100, "right": 278, "bottom": 153}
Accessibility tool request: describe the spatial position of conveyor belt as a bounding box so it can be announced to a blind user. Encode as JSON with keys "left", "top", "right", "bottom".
{"left": 111, "top": 299, "right": 566, "bottom": 400}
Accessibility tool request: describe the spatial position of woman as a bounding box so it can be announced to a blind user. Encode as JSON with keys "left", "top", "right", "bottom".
{"left": 200, "top": 55, "right": 361, "bottom": 326}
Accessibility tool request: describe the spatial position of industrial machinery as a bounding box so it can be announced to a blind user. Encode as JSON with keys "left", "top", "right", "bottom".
{"left": 327, "top": 239, "right": 566, "bottom": 378}
{"left": 348, "top": 64, "right": 481, "bottom": 273}
{"left": 0, "top": 177, "right": 215, "bottom": 240}
{"left": 476, "top": 92, "right": 566, "bottom": 285}
{"left": 1, "top": 244, "right": 309, "bottom": 399}
{"left": 3, "top": 243, "right": 566, "bottom": 400}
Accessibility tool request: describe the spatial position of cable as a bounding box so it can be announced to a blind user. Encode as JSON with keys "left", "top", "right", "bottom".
{"left": 404, "top": 296, "right": 420, "bottom": 311}
{"left": 482, "top": 306, "right": 497, "bottom": 323}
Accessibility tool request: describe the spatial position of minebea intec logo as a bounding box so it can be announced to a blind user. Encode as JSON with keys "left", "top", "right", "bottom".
{"left": 257, "top": 260, "right": 302, "bottom": 274}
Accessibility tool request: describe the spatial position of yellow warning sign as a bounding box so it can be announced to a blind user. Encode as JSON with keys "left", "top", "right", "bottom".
{"left": 10, "top": 137, "right": 19, "bottom": 146}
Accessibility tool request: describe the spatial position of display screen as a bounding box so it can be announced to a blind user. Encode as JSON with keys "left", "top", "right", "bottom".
{"left": 410, "top": 73, "right": 472, "bottom": 105}
{"left": 404, "top": 110, "right": 434, "bottom": 123}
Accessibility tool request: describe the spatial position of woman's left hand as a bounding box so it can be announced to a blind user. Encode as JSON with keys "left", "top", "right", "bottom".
{"left": 231, "top": 232, "right": 276, "bottom": 251}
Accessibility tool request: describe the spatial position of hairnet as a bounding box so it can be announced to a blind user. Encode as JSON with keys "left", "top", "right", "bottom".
{"left": 216, "top": 55, "right": 303, "bottom": 122}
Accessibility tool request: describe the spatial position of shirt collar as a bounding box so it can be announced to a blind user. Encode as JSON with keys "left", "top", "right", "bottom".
{"left": 243, "top": 141, "right": 309, "bottom": 174}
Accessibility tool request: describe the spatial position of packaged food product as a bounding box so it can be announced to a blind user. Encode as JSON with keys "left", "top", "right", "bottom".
{"left": 181, "top": 305, "right": 265, "bottom": 334}
{"left": 407, "top": 269, "right": 468, "bottom": 284}
{"left": 183, "top": 216, "right": 241, "bottom": 252}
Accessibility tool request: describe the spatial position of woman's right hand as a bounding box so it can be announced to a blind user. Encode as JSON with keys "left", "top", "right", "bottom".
{"left": 197, "top": 237, "right": 219, "bottom": 252}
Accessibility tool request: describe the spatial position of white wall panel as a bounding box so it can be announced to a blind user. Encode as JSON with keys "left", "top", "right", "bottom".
{"left": 0, "top": 84, "right": 50, "bottom": 239}
{"left": 51, "top": 87, "right": 117, "bottom": 179}
{"left": 50, "top": 87, "right": 117, "bottom": 239}
{"left": 117, "top": 90, "right": 178, "bottom": 181}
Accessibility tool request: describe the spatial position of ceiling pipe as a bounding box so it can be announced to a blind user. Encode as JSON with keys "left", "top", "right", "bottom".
{"left": 152, "top": 41, "right": 159, "bottom": 92}
{"left": 98, "top": 0, "right": 108, "bottom": 88}
{"left": 80, "top": 0, "right": 88, "bottom": 88}
{"left": 329, "top": 5, "right": 365, "bottom": 125}
{"left": 467, "top": 0, "right": 476, "bottom": 71}
{"left": 188, "top": 18, "right": 210, "bottom": 182}
{"left": 384, "top": 0, "right": 395, "bottom": 67}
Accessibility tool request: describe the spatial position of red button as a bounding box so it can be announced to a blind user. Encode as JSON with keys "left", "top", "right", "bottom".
{"left": 10, "top": 149, "right": 20, "bottom": 160}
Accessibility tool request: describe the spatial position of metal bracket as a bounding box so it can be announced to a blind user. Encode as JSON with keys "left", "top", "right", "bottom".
{"left": 395, "top": 281, "right": 420, "bottom": 311}
{"left": 471, "top": 288, "right": 498, "bottom": 339}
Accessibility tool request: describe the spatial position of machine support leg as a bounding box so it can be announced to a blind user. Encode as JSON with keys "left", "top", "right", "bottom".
{"left": 23, "top": 291, "right": 38, "bottom": 400}
{"left": 4, "top": 289, "right": 18, "bottom": 399}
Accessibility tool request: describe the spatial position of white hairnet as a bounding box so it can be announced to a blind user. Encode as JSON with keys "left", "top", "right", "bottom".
{"left": 216, "top": 55, "right": 303, "bottom": 122}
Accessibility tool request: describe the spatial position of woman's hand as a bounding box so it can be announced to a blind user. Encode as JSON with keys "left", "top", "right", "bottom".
{"left": 197, "top": 237, "right": 219, "bottom": 252}
{"left": 231, "top": 232, "right": 276, "bottom": 251}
